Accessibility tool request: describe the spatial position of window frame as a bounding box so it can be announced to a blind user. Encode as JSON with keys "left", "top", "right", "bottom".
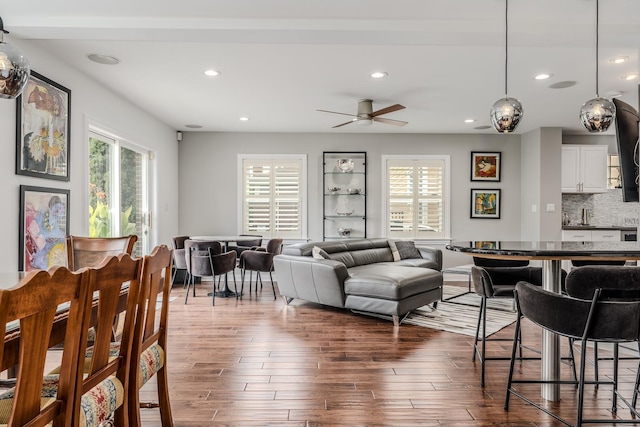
{"left": 381, "top": 155, "right": 451, "bottom": 241}
{"left": 88, "top": 126, "right": 151, "bottom": 255}
{"left": 237, "top": 154, "right": 307, "bottom": 240}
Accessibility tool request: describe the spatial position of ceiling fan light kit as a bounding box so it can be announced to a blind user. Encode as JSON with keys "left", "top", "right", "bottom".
{"left": 317, "top": 98, "right": 408, "bottom": 128}
{"left": 490, "top": 0, "right": 524, "bottom": 133}
{"left": 0, "top": 16, "right": 30, "bottom": 99}
{"left": 580, "top": 0, "right": 615, "bottom": 133}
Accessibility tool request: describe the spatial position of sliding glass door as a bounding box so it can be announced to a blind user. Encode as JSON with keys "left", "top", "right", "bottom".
{"left": 89, "top": 131, "right": 149, "bottom": 255}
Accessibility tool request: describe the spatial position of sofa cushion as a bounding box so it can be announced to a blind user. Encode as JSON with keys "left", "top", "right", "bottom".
{"left": 378, "top": 259, "right": 439, "bottom": 270}
{"left": 345, "top": 265, "right": 442, "bottom": 301}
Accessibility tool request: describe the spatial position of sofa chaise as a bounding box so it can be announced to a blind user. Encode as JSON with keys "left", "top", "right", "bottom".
{"left": 273, "top": 238, "right": 443, "bottom": 325}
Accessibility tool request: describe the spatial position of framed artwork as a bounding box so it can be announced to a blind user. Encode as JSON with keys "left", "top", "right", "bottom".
{"left": 471, "top": 151, "right": 501, "bottom": 181}
{"left": 16, "top": 71, "right": 71, "bottom": 181}
{"left": 473, "top": 241, "right": 499, "bottom": 249}
{"left": 471, "top": 189, "right": 501, "bottom": 219}
{"left": 19, "top": 185, "right": 70, "bottom": 271}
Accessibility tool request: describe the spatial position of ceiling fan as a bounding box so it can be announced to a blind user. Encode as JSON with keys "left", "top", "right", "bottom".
{"left": 317, "top": 99, "right": 408, "bottom": 128}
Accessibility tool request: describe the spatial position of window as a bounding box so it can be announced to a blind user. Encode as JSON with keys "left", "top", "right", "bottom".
{"left": 383, "top": 156, "right": 450, "bottom": 240}
{"left": 239, "top": 155, "right": 306, "bottom": 239}
{"left": 89, "top": 130, "right": 150, "bottom": 255}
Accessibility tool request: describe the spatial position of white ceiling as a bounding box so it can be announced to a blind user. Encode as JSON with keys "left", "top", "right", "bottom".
{"left": 3, "top": 0, "right": 640, "bottom": 134}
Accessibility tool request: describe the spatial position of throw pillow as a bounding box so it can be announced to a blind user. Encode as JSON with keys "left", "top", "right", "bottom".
{"left": 388, "top": 240, "right": 401, "bottom": 262}
{"left": 394, "top": 240, "right": 422, "bottom": 260}
{"left": 312, "top": 246, "right": 330, "bottom": 260}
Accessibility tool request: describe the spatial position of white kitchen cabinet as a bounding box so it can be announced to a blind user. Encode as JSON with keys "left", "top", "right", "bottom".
{"left": 562, "top": 230, "right": 593, "bottom": 241}
{"left": 562, "top": 229, "right": 622, "bottom": 241}
{"left": 561, "top": 145, "right": 608, "bottom": 193}
{"left": 591, "top": 230, "right": 621, "bottom": 241}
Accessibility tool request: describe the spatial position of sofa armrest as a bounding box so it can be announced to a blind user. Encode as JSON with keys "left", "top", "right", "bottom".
{"left": 273, "top": 254, "right": 349, "bottom": 308}
{"left": 416, "top": 246, "right": 443, "bottom": 271}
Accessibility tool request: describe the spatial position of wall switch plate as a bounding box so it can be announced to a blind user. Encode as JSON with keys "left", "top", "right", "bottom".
{"left": 546, "top": 204, "right": 556, "bottom": 212}
{"left": 531, "top": 204, "right": 537, "bottom": 212}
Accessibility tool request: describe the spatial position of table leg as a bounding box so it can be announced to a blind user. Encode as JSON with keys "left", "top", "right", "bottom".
{"left": 209, "top": 242, "right": 239, "bottom": 298}
{"left": 541, "top": 259, "right": 562, "bottom": 401}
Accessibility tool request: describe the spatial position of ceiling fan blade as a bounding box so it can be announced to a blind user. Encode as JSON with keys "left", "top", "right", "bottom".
{"left": 316, "top": 109, "right": 356, "bottom": 117}
{"left": 332, "top": 119, "right": 356, "bottom": 128}
{"left": 373, "top": 117, "right": 408, "bottom": 127}
{"left": 369, "top": 104, "right": 406, "bottom": 117}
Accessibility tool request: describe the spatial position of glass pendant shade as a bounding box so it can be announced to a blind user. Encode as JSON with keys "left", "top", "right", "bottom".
{"left": 579, "top": 97, "right": 615, "bottom": 132}
{"left": 0, "top": 19, "right": 30, "bottom": 100}
{"left": 490, "top": 96, "right": 523, "bottom": 133}
{"left": 580, "top": 0, "right": 615, "bottom": 133}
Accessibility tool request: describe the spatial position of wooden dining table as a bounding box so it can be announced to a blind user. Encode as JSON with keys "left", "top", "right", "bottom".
{"left": 446, "top": 240, "right": 640, "bottom": 402}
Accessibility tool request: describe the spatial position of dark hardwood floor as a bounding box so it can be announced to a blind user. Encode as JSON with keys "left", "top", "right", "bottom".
{"left": 138, "top": 279, "right": 640, "bottom": 426}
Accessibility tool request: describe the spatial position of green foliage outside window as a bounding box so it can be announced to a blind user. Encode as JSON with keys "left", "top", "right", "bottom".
{"left": 89, "top": 137, "right": 138, "bottom": 238}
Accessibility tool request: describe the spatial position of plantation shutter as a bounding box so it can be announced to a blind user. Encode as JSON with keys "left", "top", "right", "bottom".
{"left": 243, "top": 158, "right": 302, "bottom": 239}
{"left": 387, "top": 158, "right": 445, "bottom": 239}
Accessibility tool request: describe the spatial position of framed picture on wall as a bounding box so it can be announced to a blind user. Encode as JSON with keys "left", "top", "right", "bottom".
{"left": 16, "top": 71, "right": 71, "bottom": 181}
{"left": 19, "top": 185, "right": 70, "bottom": 271}
{"left": 470, "top": 189, "right": 501, "bottom": 219}
{"left": 471, "top": 151, "right": 501, "bottom": 181}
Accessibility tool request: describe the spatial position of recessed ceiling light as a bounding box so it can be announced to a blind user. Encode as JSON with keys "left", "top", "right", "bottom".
{"left": 534, "top": 73, "right": 552, "bottom": 80}
{"left": 204, "top": 69, "right": 221, "bottom": 77}
{"left": 474, "top": 125, "right": 492, "bottom": 130}
{"left": 610, "top": 56, "right": 629, "bottom": 64}
{"left": 623, "top": 74, "right": 639, "bottom": 81}
{"left": 464, "top": 119, "right": 475, "bottom": 123}
{"left": 239, "top": 117, "right": 250, "bottom": 121}
{"left": 185, "top": 124, "right": 203, "bottom": 129}
{"left": 87, "top": 54, "right": 120, "bottom": 65}
{"left": 370, "top": 71, "right": 388, "bottom": 79}
{"left": 607, "top": 90, "right": 623, "bottom": 98}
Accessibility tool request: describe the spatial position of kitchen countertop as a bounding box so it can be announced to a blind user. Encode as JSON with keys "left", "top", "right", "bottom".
{"left": 562, "top": 225, "right": 638, "bottom": 231}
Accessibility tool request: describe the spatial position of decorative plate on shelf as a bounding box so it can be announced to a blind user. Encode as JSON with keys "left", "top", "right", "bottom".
{"left": 335, "top": 209, "right": 355, "bottom": 216}
{"left": 336, "top": 159, "right": 354, "bottom": 173}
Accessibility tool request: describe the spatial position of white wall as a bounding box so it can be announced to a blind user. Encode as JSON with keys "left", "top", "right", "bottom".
{"left": 0, "top": 39, "right": 180, "bottom": 271}
{"left": 178, "top": 131, "right": 522, "bottom": 267}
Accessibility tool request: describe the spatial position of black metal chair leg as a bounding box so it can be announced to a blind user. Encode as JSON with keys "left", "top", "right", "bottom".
{"left": 269, "top": 271, "right": 276, "bottom": 299}
{"left": 232, "top": 271, "right": 238, "bottom": 297}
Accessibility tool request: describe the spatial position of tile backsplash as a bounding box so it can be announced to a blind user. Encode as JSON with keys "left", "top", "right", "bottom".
{"left": 562, "top": 189, "right": 640, "bottom": 227}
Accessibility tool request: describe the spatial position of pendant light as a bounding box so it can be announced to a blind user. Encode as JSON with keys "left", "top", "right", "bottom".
{"left": 579, "top": 0, "right": 615, "bottom": 132}
{"left": 490, "top": 0, "right": 523, "bottom": 133}
{"left": 0, "top": 17, "right": 30, "bottom": 99}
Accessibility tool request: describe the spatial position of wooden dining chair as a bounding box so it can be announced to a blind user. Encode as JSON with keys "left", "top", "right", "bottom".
{"left": 128, "top": 245, "right": 174, "bottom": 427}
{"left": 0, "top": 266, "right": 93, "bottom": 427}
{"left": 67, "top": 234, "right": 138, "bottom": 270}
{"left": 71, "top": 254, "right": 143, "bottom": 427}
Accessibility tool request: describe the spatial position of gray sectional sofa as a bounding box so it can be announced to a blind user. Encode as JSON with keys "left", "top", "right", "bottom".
{"left": 273, "top": 238, "right": 443, "bottom": 325}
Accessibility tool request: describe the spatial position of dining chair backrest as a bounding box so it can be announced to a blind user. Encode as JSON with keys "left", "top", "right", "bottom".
{"left": 128, "top": 245, "right": 174, "bottom": 427}
{"left": 565, "top": 265, "right": 640, "bottom": 300}
{"left": 67, "top": 235, "right": 138, "bottom": 270}
{"left": 171, "top": 235, "right": 189, "bottom": 270}
{"left": 184, "top": 239, "right": 221, "bottom": 276}
{"left": 0, "top": 266, "right": 93, "bottom": 427}
{"left": 265, "top": 238, "right": 283, "bottom": 256}
{"left": 72, "top": 254, "right": 143, "bottom": 427}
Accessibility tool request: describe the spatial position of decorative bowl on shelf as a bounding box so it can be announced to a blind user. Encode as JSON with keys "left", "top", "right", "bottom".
{"left": 338, "top": 227, "right": 352, "bottom": 237}
{"left": 347, "top": 188, "right": 362, "bottom": 195}
{"left": 328, "top": 186, "right": 341, "bottom": 194}
{"left": 335, "top": 209, "right": 355, "bottom": 216}
{"left": 336, "top": 159, "right": 354, "bottom": 173}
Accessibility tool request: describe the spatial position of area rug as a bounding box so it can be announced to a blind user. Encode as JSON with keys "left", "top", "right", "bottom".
{"left": 403, "top": 285, "right": 517, "bottom": 337}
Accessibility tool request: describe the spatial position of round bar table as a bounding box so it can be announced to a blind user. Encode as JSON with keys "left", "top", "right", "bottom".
{"left": 446, "top": 240, "right": 640, "bottom": 402}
